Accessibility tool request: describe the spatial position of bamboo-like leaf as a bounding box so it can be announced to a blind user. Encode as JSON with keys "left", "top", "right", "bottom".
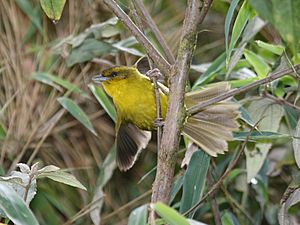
{"left": 293, "top": 118, "right": 300, "bottom": 168}
{"left": 90, "top": 146, "right": 116, "bottom": 225}
{"left": 151, "top": 202, "right": 189, "bottom": 225}
{"left": 89, "top": 84, "right": 116, "bottom": 122}
{"left": 246, "top": 98, "right": 284, "bottom": 182}
{"left": 180, "top": 151, "right": 210, "bottom": 217}
{"left": 0, "top": 183, "right": 39, "bottom": 225}
{"left": 225, "top": 0, "right": 240, "bottom": 53}
{"left": 234, "top": 131, "right": 290, "bottom": 142}
{"left": 40, "top": 0, "right": 66, "bottom": 22}
{"left": 57, "top": 97, "right": 97, "bottom": 135}
{"left": 15, "top": 0, "right": 43, "bottom": 34}
{"left": 32, "top": 72, "right": 86, "bottom": 96}
{"left": 244, "top": 49, "right": 271, "bottom": 78}
{"left": 66, "top": 38, "right": 115, "bottom": 67}
{"left": 249, "top": 0, "right": 300, "bottom": 54}
{"left": 227, "top": 1, "right": 251, "bottom": 66}
{"left": 256, "top": 40, "right": 285, "bottom": 55}
{"left": 128, "top": 205, "right": 148, "bottom": 225}
{"left": 193, "top": 52, "right": 226, "bottom": 88}
{"left": 38, "top": 170, "right": 87, "bottom": 191}
{"left": 0, "top": 121, "right": 6, "bottom": 140}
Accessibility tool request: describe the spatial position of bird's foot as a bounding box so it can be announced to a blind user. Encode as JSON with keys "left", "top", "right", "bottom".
{"left": 146, "top": 68, "right": 163, "bottom": 81}
{"left": 154, "top": 117, "right": 165, "bottom": 128}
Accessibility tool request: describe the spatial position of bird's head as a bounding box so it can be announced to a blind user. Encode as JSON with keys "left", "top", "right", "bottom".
{"left": 92, "top": 66, "right": 138, "bottom": 84}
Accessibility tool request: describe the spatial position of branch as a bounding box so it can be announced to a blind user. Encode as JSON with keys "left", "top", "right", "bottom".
{"left": 132, "top": 0, "right": 175, "bottom": 64}
{"left": 103, "top": 0, "right": 171, "bottom": 75}
{"left": 188, "top": 64, "right": 300, "bottom": 115}
{"left": 263, "top": 92, "right": 300, "bottom": 112}
{"left": 151, "top": 0, "right": 213, "bottom": 206}
{"left": 207, "top": 167, "right": 222, "bottom": 225}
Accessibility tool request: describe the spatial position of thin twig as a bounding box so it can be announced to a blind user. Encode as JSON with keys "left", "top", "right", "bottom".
{"left": 183, "top": 119, "right": 260, "bottom": 216}
{"left": 103, "top": 0, "right": 171, "bottom": 75}
{"left": 147, "top": 69, "right": 163, "bottom": 224}
{"left": 220, "top": 185, "right": 255, "bottom": 224}
{"left": 150, "top": 72, "right": 163, "bottom": 147}
{"left": 263, "top": 92, "right": 300, "bottom": 112}
{"left": 62, "top": 196, "right": 104, "bottom": 225}
{"left": 207, "top": 167, "right": 222, "bottom": 225}
{"left": 188, "top": 64, "right": 300, "bottom": 115}
{"left": 102, "top": 190, "right": 152, "bottom": 223}
{"left": 132, "top": 0, "right": 175, "bottom": 64}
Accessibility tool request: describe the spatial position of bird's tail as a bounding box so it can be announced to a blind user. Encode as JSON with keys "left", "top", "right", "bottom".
{"left": 182, "top": 82, "right": 240, "bottom": 156}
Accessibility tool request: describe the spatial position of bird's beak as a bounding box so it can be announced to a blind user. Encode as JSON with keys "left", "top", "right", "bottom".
{"left": 92, "top": 74, "right": 111, "bottom": 83}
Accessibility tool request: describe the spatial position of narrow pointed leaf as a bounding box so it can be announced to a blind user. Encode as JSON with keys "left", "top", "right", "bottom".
{"left": 38, "top": 170, "right": 87, "bottom": 191}
{"left": 151, "top": 202, "right": 189, "bottom": 225}
{"left": 89, "top": 84, "right": 116, "bottom": 122}
{"left": 180, "top": 151, "right": 210, "bottom": 217}
{"left": 57, "top": 97, "right": 97, "bottom": 135}
{"left": 128, "top": 205, "right": 148, "bottom": 225}
{"left": 0, "top": 183, "right": 39, "bottom": 225}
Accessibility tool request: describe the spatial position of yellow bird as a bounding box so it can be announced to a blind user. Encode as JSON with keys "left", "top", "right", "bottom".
{"left": 93, "top": 66, "right": 239, "bottom": 171}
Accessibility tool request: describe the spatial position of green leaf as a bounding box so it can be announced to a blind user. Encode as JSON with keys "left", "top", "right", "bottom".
{"left": 113, "top": 37, "right": 144, "bottom": 56}
{"left": 15, "top": 0, "right": 43, "bottom": 34}
{"left": 227, "top": 1, "right": 251, "bottom": 65}
{"left": 229, "top": 77, "right": 258, "bottom": 88}
{"left": 246, "top": 98, "right": 284, "bottom": 182}
{"left": 169, "top": 174, "right": 184, "bottom": 204}
{"left": 221, "top": 211, "right": 240, "bottom": 225}
{"left": 151, "top": 202, "right": 190, "bottom": 225}
{"left": 66, "top": 38, "right": 115, "bottom": 67}
{"left": 180, "top": 151, "right": 210, "bottom": 217}
{"left": 128, "top": 205, "right": 148, "bottom": 225}
{"left": 70, "top": 17, "right": 119, "bottom": 48}
{"left": 40, "top": 0, "right": 66, "bottom": 22}
{"left": 249, "top": 0, "right": 300, "bottom": 54}
{"left": 90, "top": 146, "right": 116, "bottom": 225}
{"left": 89, "top": 84, "right": 116, "bottom": 122}
{"left": 233, "top": 131, "right": 290, "bottom": 142}
{"left": 57, "top": 97, "right": 97, "bottom": 135}
{"left": 255, "top": 40, "right": 285, "bottom": 55}
{"left": 0, "top": 121, "right": 6, "bottom": 140}
{"left": 225, "top": 0, "right": 240, "bottom": 53}
{"left": 32, "top": 72, "right": 86, "bottom": 96}
{"left": 193, "top": 52, "right": 226, "bottom": 88}
{"left": 38, "top": 170, "right": 87, "bottom": 191}
{"left": 293, "top": 118, "right": 300, "bottom": 168}
{"left": 239, "top": 105, "right": 255, "bottom": 127}
{"left": 224, "top": 168, "right": 246, "bottom": 187}
{"left": 243, "top": 49, "right": 271, "bottom": 78}
{"left": 0, "top": 183, "right": 39, "bottom": 225}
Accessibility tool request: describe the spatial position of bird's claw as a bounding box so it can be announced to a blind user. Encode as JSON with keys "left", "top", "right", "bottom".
{"left": 146, "top": 68, "right": 163, "bottom": 81}
{"left": 154, "top": 117, "right": 164, "bottom": 128}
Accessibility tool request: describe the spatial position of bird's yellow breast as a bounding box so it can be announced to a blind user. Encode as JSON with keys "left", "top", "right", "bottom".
{"left": 102, "top": 72, "right": 168, "bottom": 130}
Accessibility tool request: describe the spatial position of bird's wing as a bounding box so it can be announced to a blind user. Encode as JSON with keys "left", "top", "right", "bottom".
{"left": 183, "top": 82, "right": 240, "bottom": 156}
{"left": 116, "top": 122, "right": 151, "bottom": 171}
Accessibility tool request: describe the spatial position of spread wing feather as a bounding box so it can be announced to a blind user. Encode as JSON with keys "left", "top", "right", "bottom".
{"left": 116, "top": 122, "right": 151, "bottom": 171}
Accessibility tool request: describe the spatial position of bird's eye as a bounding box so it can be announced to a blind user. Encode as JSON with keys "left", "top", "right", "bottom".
{"left": 111, "top": 72, "right": 117, "bottom": 77}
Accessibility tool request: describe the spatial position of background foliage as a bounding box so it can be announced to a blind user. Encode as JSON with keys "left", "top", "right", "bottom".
{"left": 0, "top": 0, "right": 300, "bottom": 224}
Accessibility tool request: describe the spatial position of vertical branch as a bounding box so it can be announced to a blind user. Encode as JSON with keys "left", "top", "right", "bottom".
{"left": 151, "top": 0, "right": 213, "bottom": 205}
{"left": 103, "top": 0, "right": 171, "bottom": 75}
{"left": 132, "top": 0, "right": 175, "bottom": 64}
{"left": 207, "top": 167, "right": 222, "bottom": 225}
